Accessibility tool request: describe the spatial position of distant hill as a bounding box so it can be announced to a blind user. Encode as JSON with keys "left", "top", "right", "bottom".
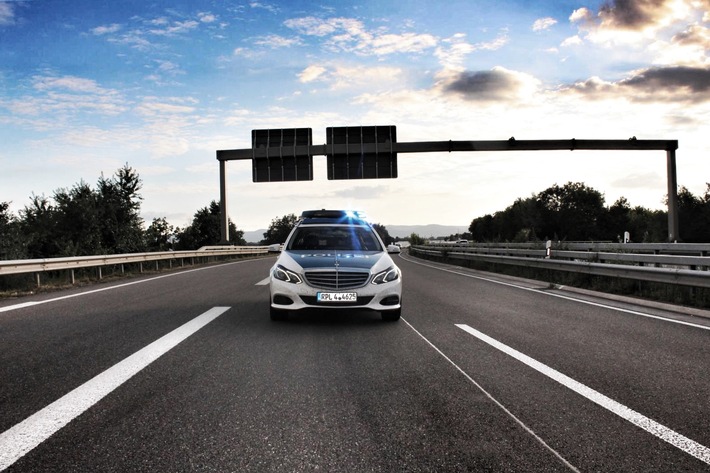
{"left": 244, "top": 229, "right": 267, "bottom": 244}
{"left": 386, "top": 224, "right": 468, "bottom": 239}
{"left": 243, "top": 224, "right": 467, "bottom": 244}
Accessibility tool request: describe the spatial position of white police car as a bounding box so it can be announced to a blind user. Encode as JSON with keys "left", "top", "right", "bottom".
{"left": 269, "top": 210, "right": 402, "bottom": 321}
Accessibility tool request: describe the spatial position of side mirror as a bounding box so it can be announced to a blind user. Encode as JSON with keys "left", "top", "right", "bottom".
{"left": 268, "top": 243, "right": 282, "bottom": 253}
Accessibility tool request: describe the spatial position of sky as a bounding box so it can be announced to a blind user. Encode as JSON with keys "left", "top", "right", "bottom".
{"left": 1, "top": 0, "right": 709, "bottom": 232}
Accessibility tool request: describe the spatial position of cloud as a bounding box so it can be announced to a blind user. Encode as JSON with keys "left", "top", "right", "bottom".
{"left": 198, "top": 12, "right": 217, "bottom": 23}
{"left": 1, "top": 75, "right": 129, "bottom": 117}
{"left": 149, "top": 20, "right": 199, "bottom": 36}
{"left": 435, "top": 32, "right": 508, "bottom": 69}
{"left": 254, "top": 34, "right": 302, "bottom": 48}
{"left": 596, "top": 0, "right": 680, "bottom": 30}
{"left": 571, "top": 0, "right": 701, "bottom": 45}
{"left": 250, "top": 2, "right": 279, "bottom": 14}
{"left": 532, "top": 17, "right": 557, "bottom": 31}
{"left": 561, "top": 35, "right": 583, "bottom": 47}
{"left": 438, "top": 67, "right": 540, "bottom": 103}
{"left": 0, "top": 1, "right": 14, "bottom": 26}
{"left": 561, "top": 65, "right": 710, "bottom": 102}
{"left": 329, "top": 65, "right": 403, "bottom": 91}
{"left": 298, "top": 65, "right": 327, "bottom": 83}
{"left": 284, "top": 16, "right": 437, "bottom": 56}
{"left": 672, "top": 24, "right": 710, "bottom": 47}
{"left": 91, "top": 24, "right": 121, "bottom": 35}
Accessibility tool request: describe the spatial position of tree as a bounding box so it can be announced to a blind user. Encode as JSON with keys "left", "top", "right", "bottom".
{"left": 677, "top": 185, "right": 710, "bottom": 242}
{"left": 599, "top": 197, "right": 631, "bottom": 242}
{"left": 537, "top": 182, "right": 606, "bottom": 241}
{"left": 175, "top": 201, "right": 244, "bottom": 250}
{"left": 53, "top": 181, "right": 103, "bottom": 256}
{"left": 0, "top": 202, "right": 24, "bottom": 260}
{"left": 21, "top": 194, "right": 61, "bottom": 258}
{"left": 372, "top": 223, "right": 394, "bottom": 245}
{"left": 97, "top": 164, "right": 145, "bottom": 253}
{"left": 145, "top": 217, "right": 176, "bottom": 251}
{"left": 408, "top": 233, "right": 425, "bottom": 245}
{"left": 262, "top": 214, "right": 298, "bottom": 245}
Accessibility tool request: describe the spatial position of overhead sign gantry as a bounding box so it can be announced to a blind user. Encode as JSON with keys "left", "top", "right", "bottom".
{"left": 217, "top": 126, "right": 679, "bottom": 242}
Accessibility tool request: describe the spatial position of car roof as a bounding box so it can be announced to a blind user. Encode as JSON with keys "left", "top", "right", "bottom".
{"left": 298, "top": 209, "right": 370, "bottom": 226}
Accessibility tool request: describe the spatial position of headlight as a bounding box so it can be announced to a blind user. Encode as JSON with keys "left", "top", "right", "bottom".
{"left": 273, "top": 265, "right": 303, "bottom": 284}
{"left": 371, "top": 266, "right": 400, "bottom": 285}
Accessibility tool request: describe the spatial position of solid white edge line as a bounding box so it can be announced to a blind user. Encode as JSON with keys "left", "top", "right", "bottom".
{"left": 399, "top": 253, "right": 710, "bottom": 331}
{"left": 456, "top": 323, "right": 710, "bottom": 466}
{"left": 0, "top": 306, "right": 231, "bottom": 471}
{"left": 402, "top": 317, "right": 581, "bottom": 472}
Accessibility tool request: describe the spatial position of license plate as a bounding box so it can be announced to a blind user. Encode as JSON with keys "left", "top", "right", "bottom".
{"left": 317, "top": 292, "right": 357, "bottom": 302}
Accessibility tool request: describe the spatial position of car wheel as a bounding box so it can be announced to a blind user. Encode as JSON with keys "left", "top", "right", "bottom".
{"left": 381, "top": 307, "right": 401, "bottom": 322}
{"left": 270, "top": 306, "right": 289, "bottom": 321}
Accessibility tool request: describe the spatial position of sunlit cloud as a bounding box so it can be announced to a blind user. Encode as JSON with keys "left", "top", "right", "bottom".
{"left": 298, "top": 65, "right": 327, "bottom": 83}
{"left": 560, "top": 65, "right": 710, "bottom": 103}
{"left": 532, "top": 17, "right": 557, "bottom": 31}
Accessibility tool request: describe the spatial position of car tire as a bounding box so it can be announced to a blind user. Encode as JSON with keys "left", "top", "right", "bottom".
{"left": 270, "top": 306, "right": 289, "bottom": 321}
{"left": 381, "top": 307, "right": 401, "bottom": 322}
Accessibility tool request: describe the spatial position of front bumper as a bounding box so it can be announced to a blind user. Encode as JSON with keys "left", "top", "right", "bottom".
{"left": 270, "top": 276, "right": 402, "bottom": 312}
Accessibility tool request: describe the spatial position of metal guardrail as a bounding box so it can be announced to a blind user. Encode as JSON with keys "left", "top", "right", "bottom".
{"left": 411, "top": 242, "right": 710, "bottom": 289}
{"left": 0, "top": 246, "right": 271, "bottom": 287}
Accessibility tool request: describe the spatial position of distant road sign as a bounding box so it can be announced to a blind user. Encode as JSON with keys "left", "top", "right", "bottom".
{"left": 252, "top": 128, "right": 313, "bottom": 182}
{"left": 326, "top": 125, "right": 397, "bottom": 180}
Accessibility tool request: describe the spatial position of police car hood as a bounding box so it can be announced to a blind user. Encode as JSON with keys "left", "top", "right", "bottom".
{"left": 281, "top": 250, "right": 389, "bottom": 272}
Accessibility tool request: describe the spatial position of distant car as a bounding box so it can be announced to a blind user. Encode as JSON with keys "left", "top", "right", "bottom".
{"left": 387, "top": 244, "right": 401, "bottom": 254}
{"left": 269, "top": 210, "right": 402, "bottom": 322}
{"left": 456, "top": 239, "right": 469, "bottom": 245}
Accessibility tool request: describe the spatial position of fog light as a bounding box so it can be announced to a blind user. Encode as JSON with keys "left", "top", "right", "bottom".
{"left": 273, "top": 295, "right": 294, "bottom": 305}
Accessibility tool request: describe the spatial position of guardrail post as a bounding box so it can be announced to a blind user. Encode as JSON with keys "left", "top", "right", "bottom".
{"left": 70, "top": 269, "right": 75, "bottom": 285}
{"left": 666, "top": 148, "right": 680, "bottom": 242}
{"left": 35, "top": 273, "right": 41, "bottom": 288}
{"left": 97, "top": 267, "right": 102, "bottom": 280}
{"left": 139, "top": 262, "right": 143, "bottom": 273}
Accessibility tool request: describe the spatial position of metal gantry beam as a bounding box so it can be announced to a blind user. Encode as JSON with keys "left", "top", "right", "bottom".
{"left": 217, "top": 138, "right": 680, "bottom": 243}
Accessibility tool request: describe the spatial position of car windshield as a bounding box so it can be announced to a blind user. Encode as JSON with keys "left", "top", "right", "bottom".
{"left": 287, "top": 225, "right": 382, "bottom": 252}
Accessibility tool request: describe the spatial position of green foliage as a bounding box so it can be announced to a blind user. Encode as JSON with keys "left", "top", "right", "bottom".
{"left": 145, "top": 217, "right": 176, "bottom": 251}
{"left": 175, "top": 201, "right": 245, "bottom": 250}
{"left": 469, "top": 181, "right": 709, "bottom": 243}
{"left": 1, "top": 166, "right": 247, "bottom": 260}
{"left": 0, "top": 202, "right": 24, "bottom": 259}
{"left": 372, "top": 223, "right": 394, "bottom": 245}
{"left": 408, "top": 233, "right": 426, "bottom": 245}
{"left": 97, "top": 165, "right": 145, "bottom": 253}
{"left": 261, "top": 214, "right": 298, "bottom": 245}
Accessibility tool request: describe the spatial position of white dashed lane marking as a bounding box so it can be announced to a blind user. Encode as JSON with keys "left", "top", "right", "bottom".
{"left": 0, "top": 306, "right": 231, "bottom": 471}
{"left": 456, "top": 323, "right": 710, "bottom": 466}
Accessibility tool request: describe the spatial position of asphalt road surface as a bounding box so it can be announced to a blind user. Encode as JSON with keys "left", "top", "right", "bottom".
{"left": 1, "top": 254, "right": 710, "bottom": 472}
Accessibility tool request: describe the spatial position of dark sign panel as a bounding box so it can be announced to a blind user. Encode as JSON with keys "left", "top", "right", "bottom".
{"left": 252, "top": 128, "right": 313, "bottom": 182}
{"left": 326, "top": 125, "right": 397, "bottom": 180}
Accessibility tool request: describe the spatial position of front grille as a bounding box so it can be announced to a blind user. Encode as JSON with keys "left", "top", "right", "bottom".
{"left": 304, "top": 270, "right": 370, "bottom": 289}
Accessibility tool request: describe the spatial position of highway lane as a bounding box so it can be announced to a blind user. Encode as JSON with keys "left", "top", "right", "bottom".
{"left": 1, "top": 254, "right": 709, "bottom": 471}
